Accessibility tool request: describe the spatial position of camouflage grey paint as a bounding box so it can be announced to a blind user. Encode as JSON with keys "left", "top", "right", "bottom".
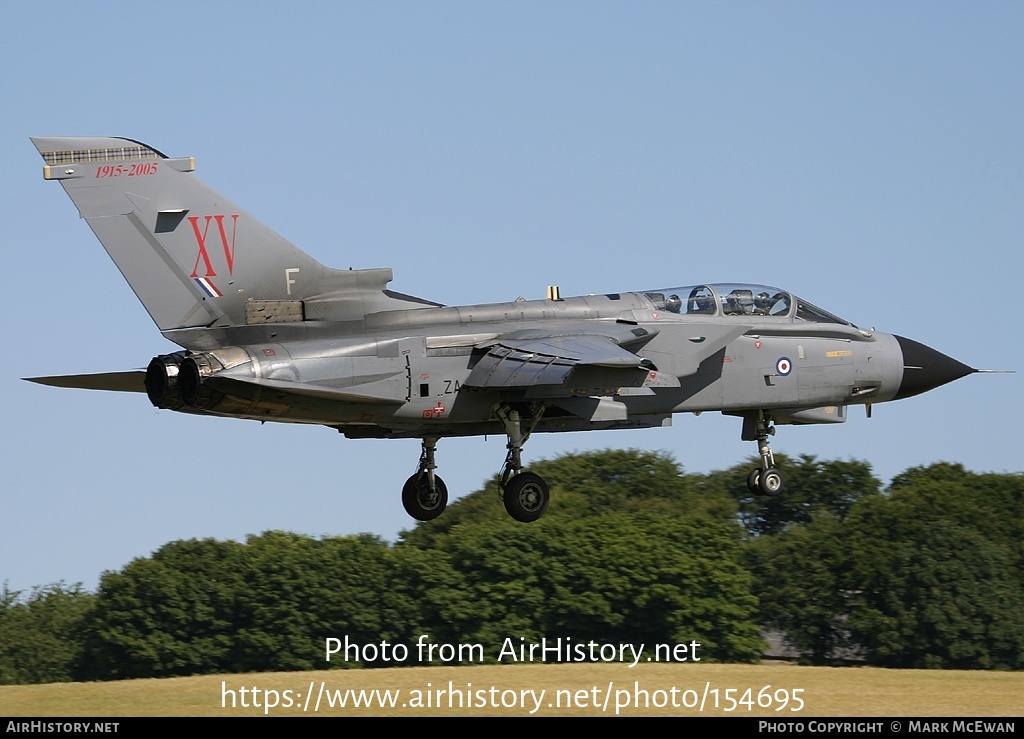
{"left": 26, "top": 137, "right": 981, "bottom": 520}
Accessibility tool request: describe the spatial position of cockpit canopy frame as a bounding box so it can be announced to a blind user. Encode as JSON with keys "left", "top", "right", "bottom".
{"left": 642, "top": 283, "right": 852, "bottom": 326}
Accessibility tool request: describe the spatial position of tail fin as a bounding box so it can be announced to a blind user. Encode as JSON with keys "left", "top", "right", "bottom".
{"left": 32, "top": 137, "right": 425, "bottom": 345}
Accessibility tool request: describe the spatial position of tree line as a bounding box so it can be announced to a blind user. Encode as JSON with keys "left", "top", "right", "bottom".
{"left": 2, "top": 450, "right": 1021, "bottom": 683}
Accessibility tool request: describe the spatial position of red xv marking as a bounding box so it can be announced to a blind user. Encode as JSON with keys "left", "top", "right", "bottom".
{"left": 188, "top": 214, "right": 239, "bottom": 278}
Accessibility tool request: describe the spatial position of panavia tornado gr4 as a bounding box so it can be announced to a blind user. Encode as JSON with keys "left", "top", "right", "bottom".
{"left": 28, "top": 136, "right": 990, "bottom": 523}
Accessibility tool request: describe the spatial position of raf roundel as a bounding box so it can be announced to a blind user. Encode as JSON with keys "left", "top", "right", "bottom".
{"left": 776, "top": 357, "right": 792, "bottom": 376}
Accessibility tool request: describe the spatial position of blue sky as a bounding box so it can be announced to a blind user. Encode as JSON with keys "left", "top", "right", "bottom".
{"left": 2, "top": 1, "right": 1020, "bottom": 595}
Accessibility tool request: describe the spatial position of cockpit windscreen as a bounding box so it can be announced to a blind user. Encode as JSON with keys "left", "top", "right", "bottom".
{"left": 642, "top": 284, "right": 851, "bottom": 325}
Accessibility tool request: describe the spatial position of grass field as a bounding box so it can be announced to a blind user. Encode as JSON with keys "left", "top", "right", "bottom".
{"left": 2, "top": 662, "right": 1021, "bottom": 717}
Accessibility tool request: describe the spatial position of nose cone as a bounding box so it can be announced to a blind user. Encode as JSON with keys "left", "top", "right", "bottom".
{"left": 894, "top": 335, "right": 975, "bottom": 400}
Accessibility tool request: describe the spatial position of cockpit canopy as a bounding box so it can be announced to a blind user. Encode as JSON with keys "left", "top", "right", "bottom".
{"left": 642, "top": 283, "right": 852, "bottom": 326}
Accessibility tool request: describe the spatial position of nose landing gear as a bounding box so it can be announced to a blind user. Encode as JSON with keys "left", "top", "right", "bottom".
{"left": 743, "top": 411, "right": 785, "bottom": 497}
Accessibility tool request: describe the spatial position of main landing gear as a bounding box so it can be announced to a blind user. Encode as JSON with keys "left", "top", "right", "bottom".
{"left": 743, "top": 411, "right": 785, "bottom": 497}
{"left": 496, "top": 403, "right": 549, "bottom": 523}
{"left": 402, "top": 437, "right": 448, "bottom": 520}
{"left": 401, "top": 403, "right": 551, "bottom": 523}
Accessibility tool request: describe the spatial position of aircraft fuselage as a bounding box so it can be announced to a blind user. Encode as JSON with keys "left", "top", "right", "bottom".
{"left": 28, "top": 136, "right": 983, "bottom": 522}
{"left": 156, "top": 289, "right": 902, "bottom": 440}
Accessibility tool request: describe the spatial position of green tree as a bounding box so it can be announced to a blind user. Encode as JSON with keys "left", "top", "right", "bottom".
{"left": 400, "top": 448, "right": 737, "bottom": 549}
{"left": 887, "top": 463, "right": 1023, "bottom": 561}
{"left": 745, "top": 516, "right": 856, "bottom": 664}
{"left": 420, "top": 513, "right": 763, "bottom": 662}
{"left": 844, "top": 465, "right": 1024, "bottom": 669}
{"left": 397, "top": 450, "right": 762, "bottom": 664}
{"left": 79, "top": 532, "right": 419, "bottom": 678}
{"left": 0, "top": 582, "right": 94, "bottom": 684}
{"left": 53, "top": 452, "right": 1022, "bottom": 682}
{"left": 79, "top": 538, "right": 248, "bottom": 679}
{"left": 232, "top": 532, "right": 414, "bottom": 671}
{"left": 705, "top": 454, "right": 881, "bottom": 537}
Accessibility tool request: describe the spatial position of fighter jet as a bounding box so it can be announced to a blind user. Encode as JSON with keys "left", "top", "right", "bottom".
{"left": 27, "top": 136, "right": 989, "bottom": 522}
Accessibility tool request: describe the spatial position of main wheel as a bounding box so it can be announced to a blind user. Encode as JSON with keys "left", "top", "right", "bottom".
{"left": 746, "top": 468, "right": 762, "bottom": 496}
{"left": 759, "top": 467, "right": 784, "bottom": 496}
{"left": 402, "top": 473, "right": 448, "bottom": 521}
{"left": 502, "top": 472, "right": 550, "bottom": 523}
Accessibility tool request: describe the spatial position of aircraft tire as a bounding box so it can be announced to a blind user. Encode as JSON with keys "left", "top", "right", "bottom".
{"left": 502, "top": 472, "right": 549, "bottom": 523}
{"left": 746, "top": 469, "right": 762, "bottom": 496}
{"left": 402, "top": 474, "right": 448, "bottom": 521}
{"left": 759, "top": 468, "right": 784, "bottom": 496}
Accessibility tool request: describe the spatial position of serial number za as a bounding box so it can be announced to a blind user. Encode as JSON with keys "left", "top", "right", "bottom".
{"left": 442, "top": 379, "right": 462, "bottom": 394}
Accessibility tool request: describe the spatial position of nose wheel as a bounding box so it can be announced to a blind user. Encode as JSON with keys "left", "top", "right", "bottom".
{"left": 746, "top": 466, "right": 784, "bottom": 496}
{"left": 743, "top": 411, "right": 785, "bottom": 497}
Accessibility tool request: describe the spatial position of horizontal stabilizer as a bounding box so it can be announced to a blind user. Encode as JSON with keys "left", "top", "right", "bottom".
{"left": 24, "top": 371, "right": 146, "bottom": 393}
